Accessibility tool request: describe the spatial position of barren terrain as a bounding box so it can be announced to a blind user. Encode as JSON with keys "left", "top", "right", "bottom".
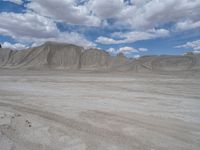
{"left": 0, "top": 70, "right": 200, "bottom": 150}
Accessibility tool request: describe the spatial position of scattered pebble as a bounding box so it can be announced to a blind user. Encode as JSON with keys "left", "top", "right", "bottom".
{"left": 25, "top": 120, "right": 32, "bottom": 127}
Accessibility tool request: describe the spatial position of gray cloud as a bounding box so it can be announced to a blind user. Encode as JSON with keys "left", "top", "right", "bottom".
{"left": 26, "top": 0, "right": 101, "bottom": 26}
{"left": 88, "top": 0, "right": 124, "bottom": 19}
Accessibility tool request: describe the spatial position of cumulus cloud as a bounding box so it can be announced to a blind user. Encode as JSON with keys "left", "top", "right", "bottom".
{"left": 88, "top": 0, "right": 124, "bottom": 19}
{"left": 26, "top": 0, "right": 101, "bottom": 26}
{"left": 176, "top": 40, "right": 200, "bottom": 51}
{"left": 106, "top": 47, "right": 116, "bottom": 55}
{"left": 0, "top": 12, "right": 95, "bottom": 48}
{"left": 1, "top": 0, "right": 199, "bottom": 54}
{"left": 118, "top": 0, "right": 200, "bottom": 29}
{"left": 192, "top": 50, "right": 200, "bottom": 54}
{"left": 21, "top": 0, "right": 200, "bottom": 31}
{"left": 133, "top": 54, "right": 140, "bottom": 59}
{"left": 31, "top": 32, "right": 96, "bottom": 48}
{"left": 106, "top": 46, "right": 148, "bottom": 56}
{"left": 2, "top": 42, "right": 28, "bottom": 50}
{"left": 2, "top": 0, "right": 23, "bottom": 5}
{"left": 0, "top": 12, "right": 59, "bottom": 40}
{"left": 176, "top": 20, "right": 200, "bottom": 31}
{"left": 119, "top": 46, "right": 138, "bottom": 53}
{"left": 106, "top": 46, "right": 137, "bottom": 56}
{"left": 96, "top": 29, "right": 169, "bottom": 44}
{"left": 22, "top": 0, "right": 200, "bottom": 31}
{"left": 138, "top": 48, "right": 148, "bottom": 52}
{"left": 2, "top": 0, "right": 200, "bottom": 31}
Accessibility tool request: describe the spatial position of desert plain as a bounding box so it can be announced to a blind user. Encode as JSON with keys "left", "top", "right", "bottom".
{"left": 0, "top": 69, "right": 200, "bottom": 150}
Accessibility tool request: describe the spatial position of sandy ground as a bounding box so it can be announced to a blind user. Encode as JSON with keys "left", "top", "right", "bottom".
{"left": 0, "top": 70, "right": 200, "bottom": 150}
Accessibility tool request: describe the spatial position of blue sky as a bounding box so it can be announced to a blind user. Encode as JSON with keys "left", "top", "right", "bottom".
{"left": 0, "top": 0, "right": 200, "bottom": 58}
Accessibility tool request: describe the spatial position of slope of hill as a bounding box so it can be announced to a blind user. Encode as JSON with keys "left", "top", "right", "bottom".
{"left": 0, "top": 42, "right": 82, "bottom": 69}
{"left": 81, "top": 48, "right": 110, "bottom": 70}
{"left": 0, "top": 48, "right": 12, "bottom": 66}
{"left": 0, "top": 42, "right": 199, "bottom": 72}
{"left": 130, "top": 54, "right": 200, "bottom": 73}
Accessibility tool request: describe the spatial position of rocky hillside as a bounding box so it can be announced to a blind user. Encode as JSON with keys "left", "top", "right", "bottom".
{"left": 0, "top": 42, "right": 199, "bottom": 72}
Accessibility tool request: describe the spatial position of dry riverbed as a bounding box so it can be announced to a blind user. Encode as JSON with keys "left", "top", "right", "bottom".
{"left": 0, "top": 70, "right": 200, "bottom": 150}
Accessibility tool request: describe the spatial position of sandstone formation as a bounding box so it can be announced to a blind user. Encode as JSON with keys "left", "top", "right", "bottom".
{"left": 0, "top": 42, "right": 199, "bottom": 72}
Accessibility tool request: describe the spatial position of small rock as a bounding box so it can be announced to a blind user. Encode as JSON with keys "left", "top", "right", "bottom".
{"left": 15, "top": 114, "right": 21, "bottom": 117}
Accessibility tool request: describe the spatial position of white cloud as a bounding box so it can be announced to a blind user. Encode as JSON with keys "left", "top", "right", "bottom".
{"left": 2, "top": 0, "right": 23, "bottom": 5}
{"left": 118, "top": 0, "right": 200, "bottom": 29}
{"left": 106, "top": 46, "right": 147, "bottom": 56}
{"left": 106, "top": 47, "right": 116, "bottom": 54}
{"left": 2, "top": 42, "right": 28, "bottom": 50}
{"left": 176, "top": 40, "right": 200, "bottom": 51}
{"left": 0, "top": 12, "right": 59, "bottom": 40}
{"left": 0, "top": 12, "right": 95, "bottom": 48}
{"left": 1, "top": 0, "right": 199, "bottom": 54}
{"left": 193, "top": 50, "right": 200, "bottom": 54}
{"left": 138, "top": 48, "right": 148, "bottom": 52}
{"left": 176, "top": 20, "right": 200, "bottom": 31}
{"left": 96, "top": 37, "right": 120, "bottom": 45}
{"left": 26, "top": 0, "right": 101, "bottom": 26}
{"left": 4, "top": 0, "right": 199, "bottom": 31}
{"left": 22, "top": 0, "right": 200, "bottom": 31}
{"left": 119, "top": 46, "right": 138, "bottom": 53}
{"left": 133, "top": 54, "right": 140, "bottom": 59}
{"left": 96, "top": 29, "right": 169, "bottom": 44}
{"left": 31, "top": 32, "right": 96, "bottom": 48}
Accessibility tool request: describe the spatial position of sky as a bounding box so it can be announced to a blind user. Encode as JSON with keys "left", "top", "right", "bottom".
{"left": 0, "top": 0, "right": 200, "bottom": 58}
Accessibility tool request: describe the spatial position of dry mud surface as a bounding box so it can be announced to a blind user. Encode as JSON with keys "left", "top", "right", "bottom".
{"left": 0, "top": 70, "right": 200, "bottom": 150}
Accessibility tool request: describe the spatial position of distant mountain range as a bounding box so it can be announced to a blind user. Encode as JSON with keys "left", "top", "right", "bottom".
{"left": 0, "top": 42, "right": 200, "bottom": 72}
